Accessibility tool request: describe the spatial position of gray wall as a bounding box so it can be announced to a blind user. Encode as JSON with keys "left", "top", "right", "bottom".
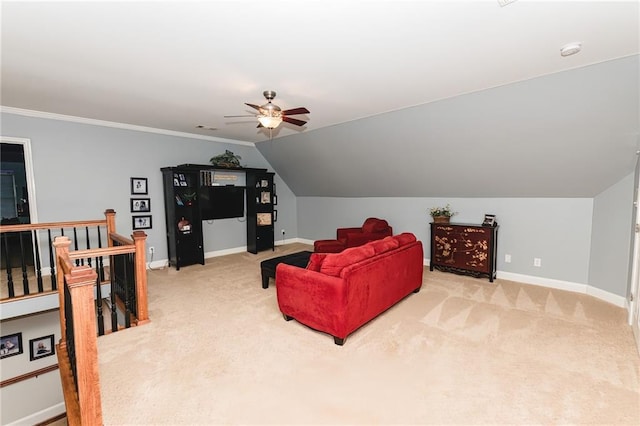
{"left": 1, "top": 110, "right": 634, "bottom": 298}
{"left": 0, "top": 112, "right": 297, "bottom": 261}
{"left": 0, "top": 310, "right": 63, "bottom": 425}
{"left": 297, "top": 196, "right": 595, "bottom": 286}
{"left": 589, "top": 172, "right": 634, "bottom": 297}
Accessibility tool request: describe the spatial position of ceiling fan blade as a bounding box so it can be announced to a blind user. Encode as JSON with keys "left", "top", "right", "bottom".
{"left": 256, "top": 122, "right": 263, "bottom": 128}
{"left": 245, "top": 103, "right": 263, "bottom": 111}
{"left": 282, "top": 107, "right": 310, "bottom": 115}
{"left": 282, "top": 116, "right": 307, "bottom": 126}
{"left": 224, "top": 114, "right": 256, "bottom": 118}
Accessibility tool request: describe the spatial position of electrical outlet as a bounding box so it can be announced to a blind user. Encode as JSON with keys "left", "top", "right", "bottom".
{"left": 281, "top": 229, "right": 285, "bottom": 235}
{"left": 534, "top": 257, "right": 541, "bottom": 267}
{"left": 149, "top": 246, "right": 155, "bottom": 255}
{"left": 504, "top": 254, "right": 511, "bottom": 263}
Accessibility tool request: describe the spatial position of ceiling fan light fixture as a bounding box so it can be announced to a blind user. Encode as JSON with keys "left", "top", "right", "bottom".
{"left": 257, "top": 114, "right": 283, "bottom": 129}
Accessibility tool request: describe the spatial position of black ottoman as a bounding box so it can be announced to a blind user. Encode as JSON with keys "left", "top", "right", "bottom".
{"left": 260, "top": 251, "right": 312, "bottom": 289}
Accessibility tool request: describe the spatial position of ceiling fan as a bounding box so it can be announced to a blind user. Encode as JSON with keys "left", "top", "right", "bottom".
{"left": 224, "top": 90, "right": 310, "bottom": 130}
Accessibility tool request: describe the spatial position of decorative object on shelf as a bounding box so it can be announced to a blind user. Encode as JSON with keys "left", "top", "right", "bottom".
{"left": 429, "top": 204, "right": 457, "bottom": 223}
{"left": 257, "top": 212, "right": 272, "bottom": 226}
{"left": 177, "top": 217, "right": 191, "bottom": 233}
{"left": 131, "top": 177, "right": 148, "bottom": 195}
{"left": 482, "top": 214, "right": 497, "bottom": 227}
{"left": 210, "top": 150, "right": 242, "bottom": 168}
{"left": 0, "top": 332, "right": 23, "bottom": 359}
{"left": 29, "top": 334, "right": 55, "bottom": 361}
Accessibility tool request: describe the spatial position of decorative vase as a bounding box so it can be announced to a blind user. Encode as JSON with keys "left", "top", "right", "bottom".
{"left": 432, "top": 215, "right": 450, "bottom": 224}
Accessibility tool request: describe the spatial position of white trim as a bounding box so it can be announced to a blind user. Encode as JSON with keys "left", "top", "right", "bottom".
{"left": 202, "top": 238, "right": 311, "bottom": 259}
{"left": 1, "top": 106, "right": 255, "bottom": 146}
{"left": 5, "top": 403, "right": 66, "bottom": 426}
{"left": 0, "top": 293, "right": 59, "bottom": 320}
{"left": 496, "top": 271, "right": 626, "bottom": 307}
{"left": 420, "top": 259, "right": 627, "bottom": 308}
{"left": 1, "top": 136, "right": 38, "bottom": 223}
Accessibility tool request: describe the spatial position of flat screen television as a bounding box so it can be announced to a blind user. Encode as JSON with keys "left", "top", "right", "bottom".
{"left": 199, "top": 186, "right": 245, "bottom": 220}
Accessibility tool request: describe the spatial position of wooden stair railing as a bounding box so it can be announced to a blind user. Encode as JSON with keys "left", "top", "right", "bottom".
{"left": 1, "top": 209, "right": 149, "bottom": 329}
{"left": 53, "top": 228, "right": 150, "bottom": 425}
{"left": 0, "top": 209, "right": 116, "bottom": 302}
{"left": 54, "top": 241, "right": 103, "bottom": 426}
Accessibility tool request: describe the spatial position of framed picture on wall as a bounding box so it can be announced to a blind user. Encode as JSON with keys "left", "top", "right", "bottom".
{"left": 131, "top": 177, "right": 148, "bottom": 195}
{"left": 130, "top": 198, "right": 151, "bottom": 213}
{"left": 132, "top": 215, "right": 152, "bottom": 230}
{"left": 482, "top": 214, "right": 496, "bottom": 227}
{"left": 29, "top": 334, "right": 55, "bottom": 361}
{"left": 0, "top": 332, "right": 23, "bottom": 359}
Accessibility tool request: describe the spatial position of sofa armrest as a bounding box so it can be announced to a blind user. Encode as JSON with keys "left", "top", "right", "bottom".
{"left": 276, "top": 264, "right": 347, "bottom": 334}
{"left": 337, "top": 227, "right": 362, "bottom": 240}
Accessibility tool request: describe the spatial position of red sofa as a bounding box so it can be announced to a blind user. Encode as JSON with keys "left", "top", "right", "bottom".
{"left": 313, "top": 217, "right": 393, "bottom": 253}
{"left": 276, "top": 233, "right": 423, "bottom": 345}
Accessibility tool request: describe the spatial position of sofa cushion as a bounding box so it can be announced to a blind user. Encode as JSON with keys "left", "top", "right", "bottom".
{"left": 306, "top": 253, "right": 328, "bottom": 271}
{"left": 369, "top": 236, "right": 400, "bottom": 255}
{"left": 320, "top": 244, "right": 376, "bottom": 277}
{"left": 394, "top": 232, "right": 417, "bottom": 246}
{"left": 362, "top": 218, "right": 389, "bottom": 233}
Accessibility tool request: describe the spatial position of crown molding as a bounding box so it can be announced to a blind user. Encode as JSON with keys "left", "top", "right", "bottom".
{"left": 0, "top": 106, "right": 254, "bottom": 146}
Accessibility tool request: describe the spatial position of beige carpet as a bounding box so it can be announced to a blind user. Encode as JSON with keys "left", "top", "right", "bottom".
{"left": 97, "top": 243, "right": 640, "bottom": 425}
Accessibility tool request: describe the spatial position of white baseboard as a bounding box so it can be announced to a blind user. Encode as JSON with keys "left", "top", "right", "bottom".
{"left": 202, "top": 238, "right": 311, "bottom": 259}
{"left": 496, "top": 271, "right": 626, "bottom": 307}
{"left": 5, "top": 402, "right": 65, "bottom": 426}
{"left": 422, "top": 257, "right": 626, "bottom": 308}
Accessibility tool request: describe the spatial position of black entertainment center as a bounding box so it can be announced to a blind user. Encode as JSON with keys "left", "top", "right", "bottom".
{"left": 161, "top": 164, "right": 275, "bottom": 270}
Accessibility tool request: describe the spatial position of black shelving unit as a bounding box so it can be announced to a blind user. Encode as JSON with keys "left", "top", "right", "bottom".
{"left": 161, "top": 164, "right": 275, "bottom": 269}
{"left": 246, "top": 170, "right": 275, "bottom": 254}
{"left": 161, "top": 168, "right": 204, "bottom": 270}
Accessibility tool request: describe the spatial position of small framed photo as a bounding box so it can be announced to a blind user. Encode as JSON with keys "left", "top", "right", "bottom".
{"left": 131, "top": 177, "right": 148, "bottom": 195}
{"left": 257, "top": 212, "right": 272, "bottom": 226}
{"left": 130, "top": 198, "right": 151, "bottom": 213}
{"left": 29, "top": 335, "right": 55, "bottom": 361}
{"left": 482, "top": 214, "right": 496, "bottom": 227}
{"left": 1, "top": 332, "right": 23, "bottom": 359}
{"left": 261, "top": 192, "right": 271, "bottom": 204}
{"left": 260, "top": 179, "right": 269, "bottom": 188}
{"left": 133, "top": 215, "right": 152, "bottom": 230}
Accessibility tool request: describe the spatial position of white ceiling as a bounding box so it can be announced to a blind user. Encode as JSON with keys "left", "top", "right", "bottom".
{"left": 1, "top": 0, "right": 638, "bottom": 144}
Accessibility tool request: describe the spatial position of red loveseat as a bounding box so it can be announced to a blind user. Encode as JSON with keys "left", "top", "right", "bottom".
{"left": 313, "top": 217, "right": 393, "bottom": 253}
{"left": 276, "top": 233, "right": 423, "bottom": 345}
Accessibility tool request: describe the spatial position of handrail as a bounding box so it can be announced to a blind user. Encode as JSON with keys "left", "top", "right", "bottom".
{"left": 0, "top": 219, "right": 107, "bottom": 233}
{"left": 0, "top": 209, "right": 118, "bottom": 303}
{"left": 56, "top": 246, "right": 103, "bottom": 426}
{"left": 0, "top": 364, "right": 59, "bottom": 388}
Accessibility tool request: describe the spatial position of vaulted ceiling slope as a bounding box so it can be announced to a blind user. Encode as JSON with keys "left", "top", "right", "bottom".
{"left": 257, "top": 55, "right": 639, "bottom": 198}
{"left": 1, "top": 1, "right": 639, "bottom": 197}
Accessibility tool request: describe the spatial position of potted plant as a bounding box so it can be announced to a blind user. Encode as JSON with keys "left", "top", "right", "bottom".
{"left": 210, "top": 150, "right": 242, "bottom": 168}
{"left": 429, "top": 204, "right": 456, "bottom": 224}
